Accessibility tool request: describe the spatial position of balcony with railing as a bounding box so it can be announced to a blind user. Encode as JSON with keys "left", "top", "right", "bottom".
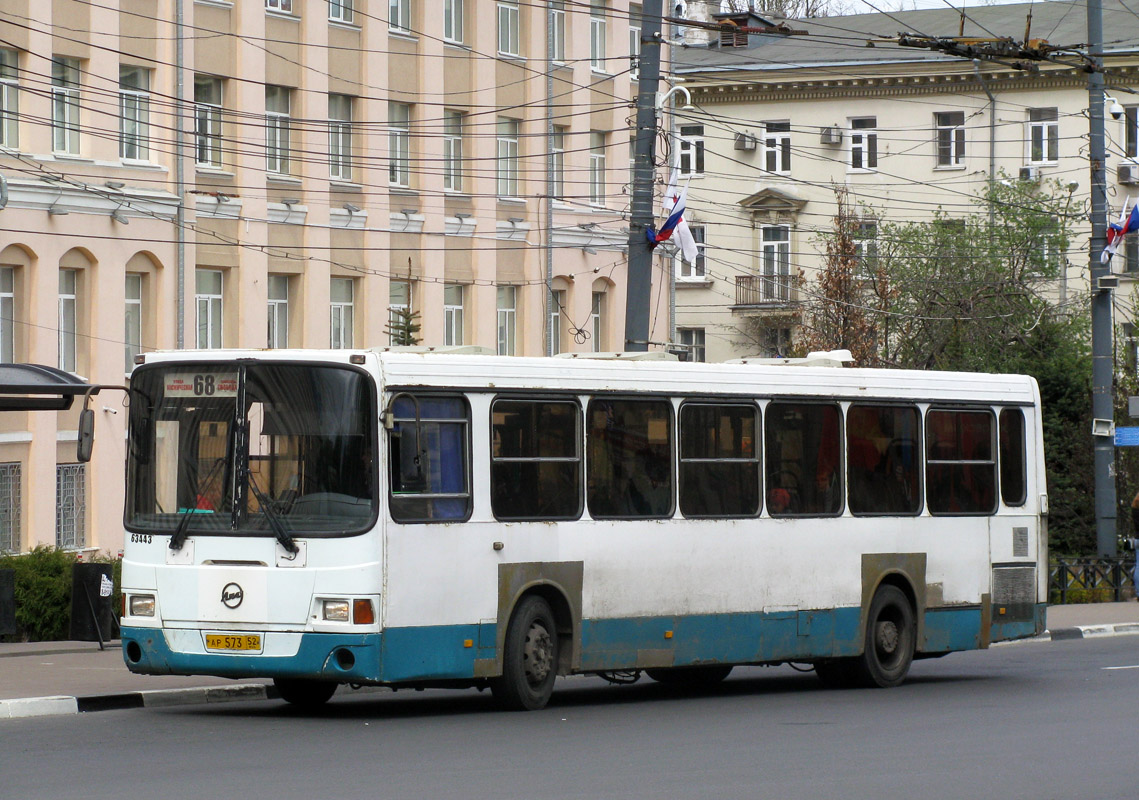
{"left": 733, "top": 273, "right": 798, "bottom": 310}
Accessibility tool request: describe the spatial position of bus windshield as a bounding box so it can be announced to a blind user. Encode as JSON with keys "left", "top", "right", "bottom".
{"left": 126, "top": 362, "right": 376, "bottom": 536}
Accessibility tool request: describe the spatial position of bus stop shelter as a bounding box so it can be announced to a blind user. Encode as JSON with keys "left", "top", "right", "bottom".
{"left": 0, "top": 363, "right": 97, "bottom": 411}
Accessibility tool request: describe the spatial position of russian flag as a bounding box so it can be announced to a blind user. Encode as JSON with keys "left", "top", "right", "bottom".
{"left": 647, "top": 185, "right": 687, "bottom": 245}
{"left": 1103, "top": 198, "right": 1139, "bottom": 264}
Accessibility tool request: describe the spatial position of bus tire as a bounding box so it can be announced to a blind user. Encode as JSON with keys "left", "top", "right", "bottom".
{"left": 853, "top": 584, "right": 915, "bottom": 688}
{"left": 274, "top": 677, "right": 338, "bottom": 708}
{"left": 490, "top": 596, "right": 559, "bottom": 711}
{"left": 813, "top": 659, "right": 856, "bottom": 688}
{"left": 645, "top": 665, "right": 733, "bottom": 687}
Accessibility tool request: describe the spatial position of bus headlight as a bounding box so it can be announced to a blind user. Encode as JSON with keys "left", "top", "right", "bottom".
{"left": 129, "top": 594, "right": 156, "bottom": 617}
{"left": 322, "top": 600, "right": 350, "bottom": 622}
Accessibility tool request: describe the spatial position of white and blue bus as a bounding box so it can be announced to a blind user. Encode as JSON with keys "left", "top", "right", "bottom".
{"left": 120, "top": 348, "right": 1047, "bottom": 709}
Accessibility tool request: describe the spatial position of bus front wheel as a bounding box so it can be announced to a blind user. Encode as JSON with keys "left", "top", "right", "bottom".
{"left": 491, "top": 596, "right": 559, "bottom": 711}
{"left": 274, "top": 677, "right": 338, "bottom": 708}
{"left": 854, "top": 584, "right": 915, "bottom": 688}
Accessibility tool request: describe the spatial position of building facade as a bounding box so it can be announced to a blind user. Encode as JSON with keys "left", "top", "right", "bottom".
{"left": 0, "top": 0, "right": 662, "bottom": 555}
{"left": 669, "top": 1, "right": 1139, "bottom": 362}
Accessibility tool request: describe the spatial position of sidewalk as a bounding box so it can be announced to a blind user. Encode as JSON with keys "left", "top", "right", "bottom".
{"left": 3, "top": 602, "right": 1138, "bottom": 720}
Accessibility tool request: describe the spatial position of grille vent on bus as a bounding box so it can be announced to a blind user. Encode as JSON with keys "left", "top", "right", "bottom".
{"left": 1012, "top": 527, "right": 1029, "bottom": 558}
{"left": 992, "top": 566, "right": 1036, "bottom": 622}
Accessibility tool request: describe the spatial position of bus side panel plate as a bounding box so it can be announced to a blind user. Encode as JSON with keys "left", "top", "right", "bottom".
{"left": 922, "top": 607, "right": 982, "bottom": 653}
{"left": 380, "top": 625, "right": 482, "bottom": 682}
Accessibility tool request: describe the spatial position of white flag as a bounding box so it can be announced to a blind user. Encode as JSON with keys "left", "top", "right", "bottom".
{"left": 663, "top": 168, "right": 699, "bottom": 266}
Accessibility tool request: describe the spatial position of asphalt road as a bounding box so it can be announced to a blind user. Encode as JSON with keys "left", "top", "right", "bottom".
{"left": 4, "top": 637, "right": 1137, "bottom": 800}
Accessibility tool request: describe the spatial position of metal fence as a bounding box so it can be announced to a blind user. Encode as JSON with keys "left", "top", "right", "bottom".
{"left": 1049, "top": 558, "right": 1138, "bottom": 603}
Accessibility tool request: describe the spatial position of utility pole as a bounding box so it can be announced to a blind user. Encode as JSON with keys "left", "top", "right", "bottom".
{"left": 1087, "top": 0, "right": 1117, "bottom": 556}
{"left": 624, "top": 0, "right": 664, "bottom": 352}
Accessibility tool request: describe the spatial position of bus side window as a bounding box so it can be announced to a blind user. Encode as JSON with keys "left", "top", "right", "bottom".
{"left": 926, "top": 409, "right": 996, "bottom": 515}
{"left": 999, "top": 408, "right": 1027, "bottom": 507}
{"left": 491, "top": 399, "right": 582, "bottom": 521}
{"left": 679, "top": 402, "right": 760, "bottom": 518}
{"left": 388, "top": 394, "right": 471, "bottom": 523}
{"left": 587, "top": 398, "right": 673, "bottom": 520}
{"left": 847, "top": 404, "right": 921, "bottom": 516}
{"left": 765, "top": 403, "right": 843, "bottom": 517}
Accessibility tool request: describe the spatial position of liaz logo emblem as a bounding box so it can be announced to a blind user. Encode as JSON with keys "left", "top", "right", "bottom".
{"left": 220, "top": 582, "right": 244, "bottom": 609}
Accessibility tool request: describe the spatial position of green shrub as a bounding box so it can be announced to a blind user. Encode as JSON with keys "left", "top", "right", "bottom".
{"left": 0, "top": 547, "right": 122, "bottom": 642}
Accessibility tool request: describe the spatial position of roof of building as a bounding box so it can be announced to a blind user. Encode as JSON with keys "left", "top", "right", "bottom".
{"left": 673, "top": 0, "right": 1139, "bottom": 74}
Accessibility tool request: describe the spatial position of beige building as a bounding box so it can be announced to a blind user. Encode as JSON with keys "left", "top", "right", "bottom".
{"left": 0, "top": 0, "right": 663, "bottom": 555}
{"left": 669, "top": 1, "right": 1139, "bottom": 362}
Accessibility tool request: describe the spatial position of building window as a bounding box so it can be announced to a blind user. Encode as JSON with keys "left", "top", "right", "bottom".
{"left": 444, "top": 284, "right": 464, "bottom": 346}
{"left": 551, "top": 1, "right": 566, "bottom": 62}
{"left": 51, "top": 56, "right": 81, "bottom": 155}
{"left": 589, "top": 131, "right": 607, "bottom": 206}
{"left": 444, "top": 0, "right": 463, "bottom": 43}
{"left": 56, "top": 463, "right": 85, "bottom": 550}
{"left": 265, "top": 85, "right": 291, "bottom": 174}
{"left": 443, "top": 110, "right": 463, "bottom": 192}
{"left": 551, "top": 126, "right": 566, "bottom": 201}
{"left": 761, "top": 121, "right": 791, "bottom": 174}
{"left": 677, "top": 224, "right": 706, "bottom": 279}
{"left": 497, "top": 117, "right": 520, "bottom": 197}
{"left": 329, "top": 0, "right": 353, "bottom": 24}
{"left": 549, "top": 289, "right": 566, "bottom": 355}
{"left": 195, "top": 269, "right": 223, "bottom": 349}
{"left": 0, "top": 266, "right": 13, "bottom": 362}
{"left": 629, "top": 4, "right": 641, "bottom": 79}
{"left": 591, "top": 291, "right": 604, "bottom": 352}
{"left": 58, "top": 269, "right": 77, "bottom": 372}
{"left": 328, "top": 93, "right": 352, "bottom": 180}
{"left": 935, "top": 111, "right": 965, "bottom": 167}
{"left": 1126, "top": 237, "right": 1139, "bottom": 275}
{"left": 0, "top": 463, "right": 19, "bottom": 553}
{"left": 125, "top": 273, "right": 142, "bottom": 371}
{"left": 590, "top": 0, "right": 607, "bottom": 71}
{"left": 1125, "top": 105, "right": 1138, "bottom": 160}
{"left": 331, "top": 277, "right": 354, "bottom": 348}
{"left": 497, "top": 285, "right": 516, "bottom": 355}
{"left": 0, "top": 49, "right": 18, "bottom": 149}
{"left": 389, "top": 0, "right": 410, "bottom": 32}
{"left": 194, "top": 75, "right": 223, "bottom": 168}
{"left": 388, "top": 102, "right": 410, "bottom": 187}
{"left": 679, "top": 124, "right": 704, "bottom": 176}
{"left": 266, "top": 0, "right": 293, "bottom": 12}
{"left": 762, "top": 327, "right": 791, "bottom": 358}
{"left": 119, "top": 66, "right": 149, "bottom": 160}
{"left": 267, "top": 274, "right": 289, "bottom": 348}
{"left": 678, "top": 328, "right": 705, "bottom": 362}
{"left": 849, "top": 117, "right": 877, "bottom": 170}
{"left": 387, "top": 280, "right": 411, "bottom": 345}
{"left": 1028, "top": 108, "right": 1058, "bottom": 164}
{"left": 497, "top": 0, "right": 520, "bottom": 57}
{"left": 854, "top": 222, "right": 878, "bottom": 278}
{"left": 762, "top": 225, "right": 791, "bottom": 302}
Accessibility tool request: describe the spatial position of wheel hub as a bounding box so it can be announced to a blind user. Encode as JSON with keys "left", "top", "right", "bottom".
{"left": 876, "top": 620, "right": 899, "bottom": 655}
{"left": 523, "top": 622, "right": 553, "bottom": 685}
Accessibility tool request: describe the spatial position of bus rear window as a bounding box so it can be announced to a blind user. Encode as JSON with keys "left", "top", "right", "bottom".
{"left": 926, "top": 409, "right": 996, "bottom": 515}
{"left": 388, "top": 394, "right": 471, "bottom": 523}
{"left": 847, "top": 405, "right": 921, "bottom": 516}
{"left": 765, "top": 403, "right": 842, "bottom": 517}
{"left": 491, "top": 399, "right": 582, "bottom": 521}
{"left": 679, "top": 403, "right": 759, "bottom": 518}
{"left": 999, "top": 408, "right": 1027, "bottom": 507}
{"left": 587, "top": 399, "right": 673, "bottom": 519}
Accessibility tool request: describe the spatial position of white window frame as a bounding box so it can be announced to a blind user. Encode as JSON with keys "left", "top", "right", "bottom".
{"left": 194, "top": 75, "right": 223, "bottom": 168}
{"left": 551, "top": 2, "right": 566, "bottom": 63}
{"left": 125, "top": 273, "right": 142, "bottom": 372}
{"left": 331, "top": 277, "right": 354, "bottom": 349}
{"left": 935, "top": 111, "right": 965, "bottom": 168}
{"left": 387, "top": 280, "right": 411, "bottom": 345}
{"left": 265, "top": 85, "right": 291, "bottom": 175}
{"left": 677, "top": 224, "right": 706, "bottom": 279}
{"left": 51, "top": 57, "right": 81, "bottom": 155}
{"left": 590, "top": 1, "right": 608, "bottom": 72}
{"left": 854, "top": 221, "right": 878, "bottom": 279}
{"left": 443, "top": 110, "right": 463, "bottom": 192}
{"left": 0, "top": 462, "right": 19, "bottom": 553}
{"left": 56, "top": 463, "right": 85, "bottom": 550}
{"left": 195, "top": 269, "right": 223, "bottom": 349}
{"left": 329, "top": 0, "right": 353, "bottom": 24}
{"left": 549, "top": 289, "right": 565, "bottom": 355}
{"left": 1028, "top": 108, "right": 1058, "bottom": 165}
{"left": 389, "top": 102, "right": 411, "bottom": 187}
{"left": 329, "top": 93, "right": 352, "bottom": 181}
{"left": 389, "top": 0, "right": 411, "bottom": 33}
{"left": 629, "top": 5, "right": 641, "bottom": 79}
{"left": 444, "top": 284, "right": 464, "bottom": 346}
{"left": 120, "top": 65, "right": 150, "bottom": 161}
{"left": 761, "top": 225, "right": 791, "bottom": 302}
{"left": 497, "top": 285, "right": 516, "bottom": 356}
{"left": 589, "top": 131, "right": 607, "bottom": 207}
{"left": 267, "top": 274, "right": 289, "bottom": 348}
{"left": 763, "top": 121, "right": 791, "bottom": 175}
{"left": 0, "top": 49, "right": 18, "bottom": 150}
{"left": 497, "top": 117, "right": 520, "bottom": 198}
{"left": 591, "top": 291, "right": 604, "bottom": 352}
{"left": 497, "top": 0, "right": 520, "bottom": 57}
{"left": 58, "top": 269, "right": 77, "bottom": 373}
{"left": 1125, "top": 105, "right": 1138, "bottom": 161}
{"left": 552, "top": 127, "right": 566, "bottom": 201}
{"left": 679, "top": 124, "right": 704, "bottom": 177}
{"left": 444, "top": 0, "right": 463, "bottom": 43}
{"left": 678, "top": 328, "right": 706, "bottom": 362}
{"left": 266, "top": 0, "right": 293, "bottom": 13}
{"left": 849, "top": 117, "right": 877, "bottom": 172}
{"left": 0, "top": 266, "right": 13, "bottom": 363}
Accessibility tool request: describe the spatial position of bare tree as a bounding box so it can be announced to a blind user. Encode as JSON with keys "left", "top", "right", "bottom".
{"left": 719, "top": 0, "right": 850, "bottom": 19}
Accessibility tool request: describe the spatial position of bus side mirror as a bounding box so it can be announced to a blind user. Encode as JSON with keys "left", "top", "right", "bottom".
{"left": 77, "top": 407, "right": 95, "bottom": 463}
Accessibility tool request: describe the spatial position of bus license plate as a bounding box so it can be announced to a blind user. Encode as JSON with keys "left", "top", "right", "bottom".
{"left": 205, "top": 633, "right": 262, "bottom": 652}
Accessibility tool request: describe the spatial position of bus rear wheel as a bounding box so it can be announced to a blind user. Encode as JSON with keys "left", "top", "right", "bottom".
{"left": 645, "top": 665, "right": 733, "bottom": 687}
{"left": 491, "top": 596, "right": 559, "bottom": 711}
{"left": 853, "top": 584, "right": 915, "bottom": 688}
{"left": 274, "top": 678, "right": 338, "bottom": 708}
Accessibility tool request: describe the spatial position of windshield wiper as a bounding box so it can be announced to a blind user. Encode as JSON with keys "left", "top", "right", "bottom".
{"left": 169, "top": 457, "right": 225, "bottom": 552}
{"left": 245, "top": 470, "right": 299, "bottom": 555}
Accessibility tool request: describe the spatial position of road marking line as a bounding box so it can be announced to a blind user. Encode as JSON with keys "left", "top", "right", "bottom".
{"left": 1102, "top": 665, "right": 1139, "bottom": 670}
